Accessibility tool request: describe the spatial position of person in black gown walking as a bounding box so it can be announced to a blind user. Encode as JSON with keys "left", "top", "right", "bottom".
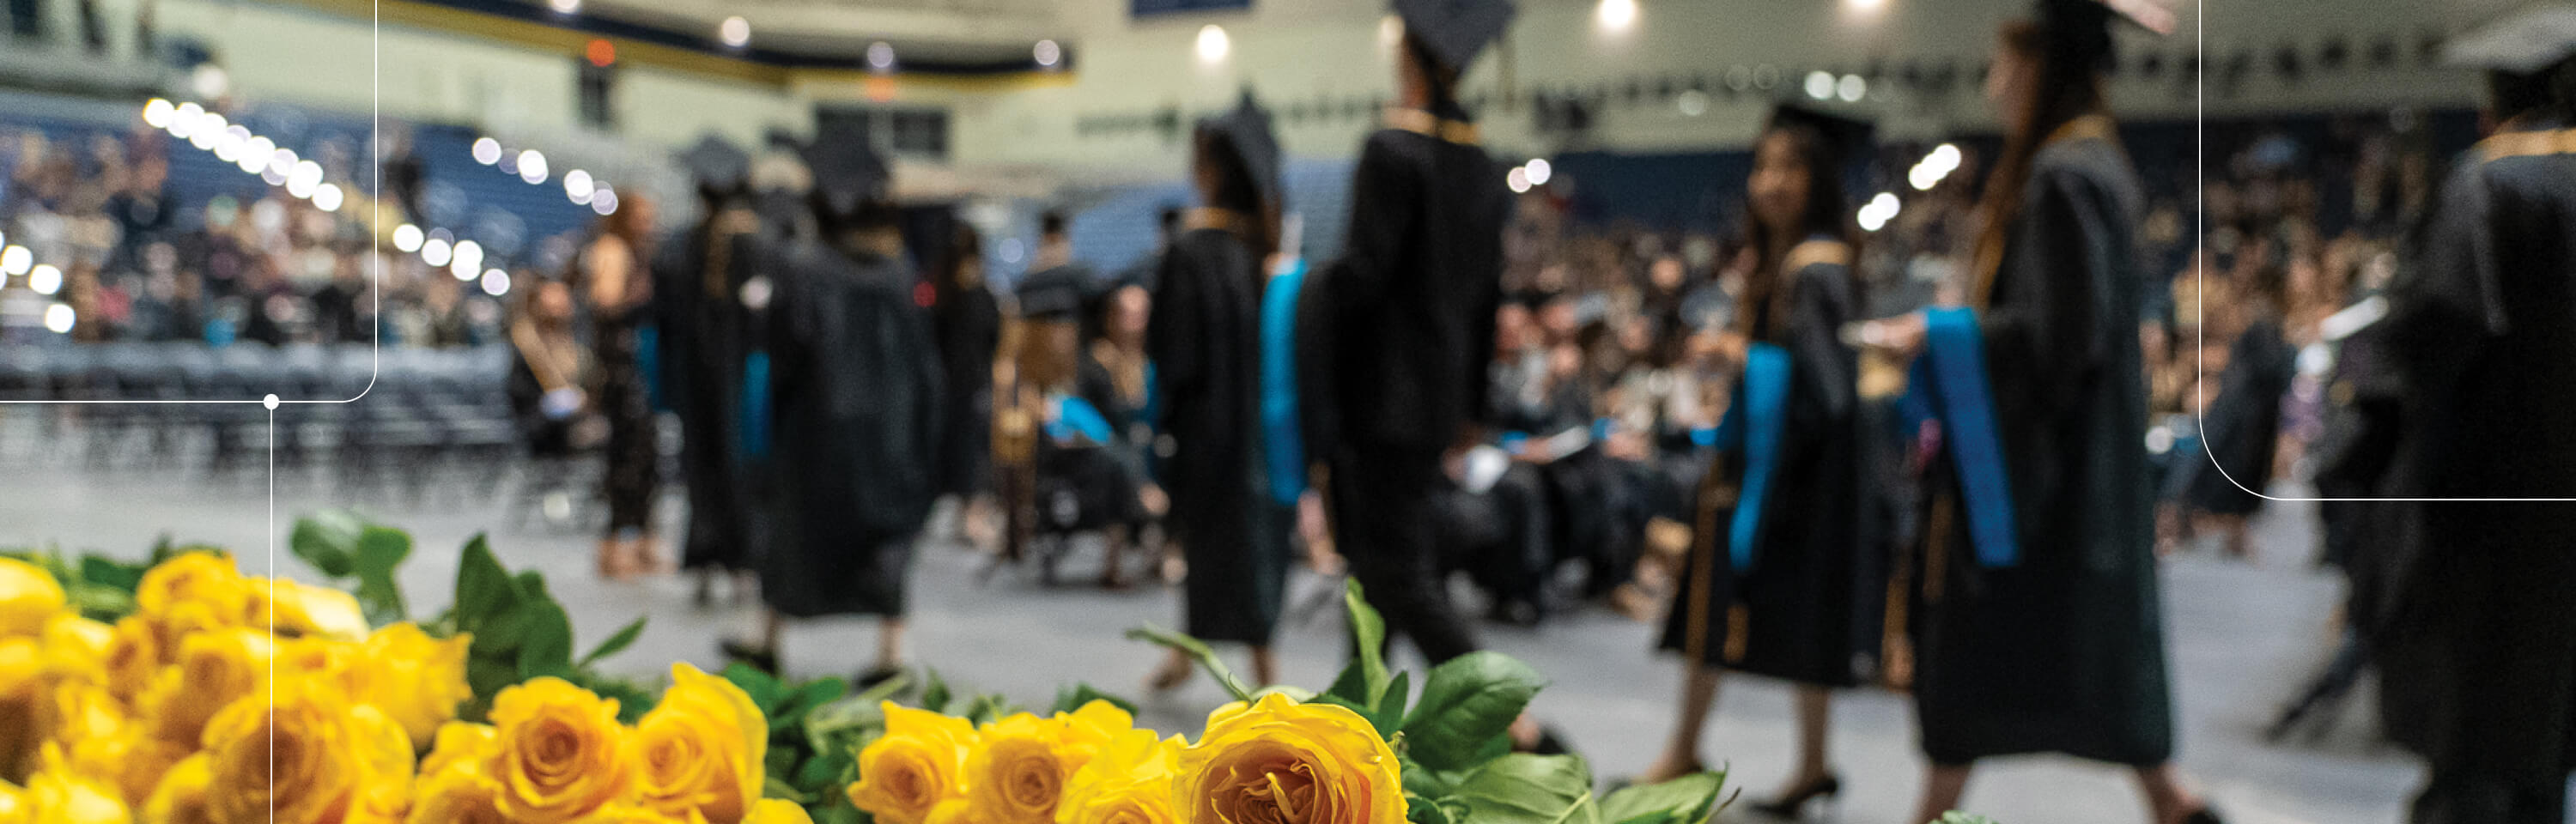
{"left": 1145, "top": 92, "right": 1293, "bottom": 691}
{"left": 1856, "top": 2, "right": 2218, "bottom": 821}
{"left": 1643, "top": 103, "right": 1874, "bottom": 819}
{"left": 662, "top": 134, "right": 762, "bottom": 604}
{"left": 1301, "top": 0, "right": 1516, "bottom": 669}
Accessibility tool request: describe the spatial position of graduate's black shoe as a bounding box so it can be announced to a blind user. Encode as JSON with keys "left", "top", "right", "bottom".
{"left": 719, "top": 639, "right": 779, "bottom": 675}
{"left": 2184, "top": 806, "right": 2227, "bottom": 824}
{"left": 1747, "top": 773, "right": 1840, "bottom": 820}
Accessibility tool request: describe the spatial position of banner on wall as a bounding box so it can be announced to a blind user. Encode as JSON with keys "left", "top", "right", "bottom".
{"left": 1133, "top": 0, "right": 1252, "bottom": 16}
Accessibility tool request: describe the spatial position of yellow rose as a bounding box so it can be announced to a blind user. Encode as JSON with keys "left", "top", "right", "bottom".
{"left": 744, "top": 800, "right": 816, "bottom": 824}
{"left": 2, "top": 638, "right": 45, "bottom": 783}
{"left": 406, "top": 763, "right": 510, "bottom": 824}
{"left": 632, "top": 663, "right": 764, "bottom": 824}
{"left": 139, "top": 755, "right": 211, "bottom": 824}
{"left": 1054, "top": 730, "right": 1182, "bottom": 824}
{"left": 98, "top": 620, "right": 157, "bottom": 705}
{"left": 419, "top": 722, "right": 500, "bottom": 782}
{"left": 45, "top": 682, "right": 127, "bottom": 751}
{"left": 37, "top": 617, "right": 111, "bottom": 683}
{"left": 0, "top": 560, "right": 64, "bottom": 639}
{"left": 345, "top": 625, "right": 472, "bottom": 748}
{"left": 65, "top": 729, "right": 188, "bottom": 811}
{"left": 848, "top": 703, "right": 980, "bottom": 824}
{"left": 965, "top": 702, "right": 1133, "bottom": 824}
{"left": 926, "top": 798, "right": 983, "bottom": 824}
{"left": 570, "top": 805, "right": 690, "bottom": 824}
{"left": 0, "top": 779, "right": 25, "bottom": 824}
{"left": 133, "top": 554, "right": 246, "bottom": 644}
{"left": 25, "top": 745, "right": 130, "bottom": 824}
{"left": 1175, "top": 694, "right": 1403, "bottom": 824}
{"left": 249, "top": 580, "right": 368, "bottom": 642}
{"left": 137, "top": 629, "right": 270, "bottom": 746}
{"left": 344, "top": 706, "right": 416, "bottom": 824}
{"left": 489, "top": 677, "right": 633, "bottom": 824}
{"left": 200, "top": 689, "right": 365, "bottom": 824}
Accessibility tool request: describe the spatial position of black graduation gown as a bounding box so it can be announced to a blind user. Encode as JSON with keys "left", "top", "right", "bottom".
{"left": 756, "top": 239, "right": 944, "bottom": 619}
{"left": 2372, "top": 126, "right": 2576, "bottom": 783}
{"left": 660, "top": 211, "right": 756, "bottom": 572}
{"left": 1911, "top": 134, "right": 2173, "bottom": 766}
{"left": 2182, "top": 316, "right": 2293, "bottom": 515}
{"left": 1660, "top": 255, "right": 1874, "bottom": 688}
{"left": 1300, "top": 121, "right": 1510, "bottom": 665}
{"left": 1151, "top": 227, "right": 1290, "bottom": 645}
{"left": 933, "top": 283, "right": 1001, "bottom": 498}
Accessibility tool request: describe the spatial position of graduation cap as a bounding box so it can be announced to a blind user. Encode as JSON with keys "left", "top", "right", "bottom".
{"left": 801, "top": 130, "right": 890, "bottom": 221}
{"left": 1199, "top": 90, "right": 1284, "bottom": 210}
{"left": 1392, "top": 0, "right": 1516, "bottom": 73}
{"left": 679, "top": 134, "right": 751, "bottom": 195}
{"left": 1017, "top": 264, "right": 1090, "bottom": 320}
{"left": 2445, "top": 4, "right": 2576, "bottom": 75}
{"left": 1766, "top": 101, "right": 1877, "bottom": 173}
{"left": 2034, "top": 0, "right": 2172, "bottom": 73}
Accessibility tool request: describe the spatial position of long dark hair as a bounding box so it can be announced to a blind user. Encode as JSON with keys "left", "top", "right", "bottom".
{"left": 1192, "top": 125, "right": 1280, "bottom": 259}
{"left": 1737, "top": 119, "right": 1856, "bottom": 341}
{"left": 1971, "top": 15, "right": 2111, "bottom": 300}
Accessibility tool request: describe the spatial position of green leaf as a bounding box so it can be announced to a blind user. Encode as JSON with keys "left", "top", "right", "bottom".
{"left": 726, "top": 664, "right": 787, "bottom": 712}
{"left": 1601, "top": 772, "right": 1728, "bottom": 824}
{"left": 1375, "top": 670, "right": 1412, "bottom": 735}
{"left": 1052, "top": 682, "right": 1139, "bottom": 718}
{"left": 1400, "top": 759, "right": 1467, "bottom": 799}
{"left": 289, "top": 510, "right": 364, "bottom": 578}
{"left": 770, "top": 678, "right": 851, "bottom": 736}
{"left": 1325, "top": 660, "right": 1371, "bottom": 705}
{"left": 960, "top": 694, "right": 1012, "bottom": 726}
{"left": 1345, "top": 579, "right": 1391, "bottom": 703}
{"left": 577, "top": 615, "right": 648, "bottom": 669}
{"left": 1399, "top": 651, "right": 1546, "bottom": 771}
{"left": 816, "top": 801, "right": 866, "bottom": 824}
{"left": 1939, "top": 815, "right": 2000, "bottom": 824}
{"left": 514, "top": 601, "right": 576, "bottom": 680}
{"left": 353, "top": 526, "right": 412, "bottom": 626}
{"left": 1406, "top": 793, "right": 1461, "bottom": 824}
{"left": 1451, "top": 754, "right": 1600, "bottom": 824}
{"left": 794, "top": 747, "right": 854, "bottom": 795}
{"left": 465, "top": 655, "right": 519, "bottom": 710}
{"left": 763, "top": 777, "right": 808, "bottom": 803}
{"left": 454, "top": 535, "right": 515, "bottom": 631}
{"left": 67, "top": 585, "right": 136, "bottom": 621}
{"left": 1122, "top": 625, "right": 1254, "bottom": 702}
{"left": 76, "top": 555, "right": 147, "bottom": 595}
{"left": 919, "top": 669, "right": 951, "bottom": 714}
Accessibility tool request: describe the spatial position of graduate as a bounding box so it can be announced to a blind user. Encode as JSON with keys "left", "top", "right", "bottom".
{"left": 1855, "top": 1, "right": 2218, "bottom": 821}
{"left": 1144, "top": 92, "right": 1294, "bottom": 691}
{"left": 1643, "top": 102, "right": 1874, "bottom": 817}
{"left": 724, "top": 130, "right": 945, "bottom": 684}
{"left": 2372, "top": 8, "right": 2576, "bottom": 821}
{"left": 997, "top": 265, "right": 1154, "bottom": 583}
{"left": 1301, "top": 0, "right": 1516, "bottom": 668}
{"left": 661, "top": 134, "right": 762, "bottom": 605}
{"left": 928, "top": 222, "right": 1003, "bottom": 552}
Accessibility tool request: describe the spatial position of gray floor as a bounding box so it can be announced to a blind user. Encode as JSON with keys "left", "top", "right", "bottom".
{"left": 0, "top": 446, "right": 2433, "bottom": 824}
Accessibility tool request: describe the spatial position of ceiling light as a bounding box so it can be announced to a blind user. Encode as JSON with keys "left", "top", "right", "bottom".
{"left": 1196, "top": 25, "right": 1230, "bottom": 63}
{"left": 720, "top": 16, "right": 750, "bottom": 48}
{"left": 1805, "top": 70, "right": 1834, "bottom": 100}
{"left": 1596, "top": 0, "right": 1637, "bottom": 32}
{"left": 1034, "top": 39, "right": 1061, "bottom": 68}
{"left": 472, "top": 137, "right": 502, "bottom": 165}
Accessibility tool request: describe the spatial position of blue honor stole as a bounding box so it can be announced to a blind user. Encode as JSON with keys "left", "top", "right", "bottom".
{"left": 1259, "top": 260, "right": 1309, "bottom": 505}
{"left": 739, "top": 351, "right": 773, "bottom": 461}
{"left": 1711, "top": 342, "right": 1794, "bottom": 571}
{"left": 1896, "top": 306, "right": 2020, "bottom": 567}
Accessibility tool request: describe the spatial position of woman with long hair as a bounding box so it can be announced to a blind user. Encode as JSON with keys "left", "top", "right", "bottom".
{"left": 580, "top": 191, "right": 663, "bottom": 579}
{"left": 931, "top": 222, "right": 1004, "bottom": 549}
{"left": 1144, "top": 94, "right": 1291, "bottom": 690}
{"left": 1861, "top": 2, "right": 2217, "bottom": 821}
{"left": 1641, "top": 105, "right": 1872, "bottom": 819}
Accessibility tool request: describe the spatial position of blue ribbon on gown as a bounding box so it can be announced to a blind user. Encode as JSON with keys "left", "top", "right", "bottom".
{"left": 1895, "top": 306, "right": 2020, "bottom": 567}
{"left": 1258, "top": 260, "right": 1309, "bottom": 505}
{"left": 1711, "top": 342, "right": 1793, "bottom": 571}
{"left": 738, "top": 351, "right": 772, "bottom": 461}
{"left": 1048, "top": 396, "right": 1115, "bottom": 445}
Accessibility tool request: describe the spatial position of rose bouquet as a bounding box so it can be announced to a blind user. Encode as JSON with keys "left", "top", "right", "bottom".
{"left": 0, "top": 513, "right": 1735, "bottom": 824}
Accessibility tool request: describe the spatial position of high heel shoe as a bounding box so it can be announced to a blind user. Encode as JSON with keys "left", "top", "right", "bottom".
{"left": 1748, "top": 773, "right": 1841, "bottom": 820}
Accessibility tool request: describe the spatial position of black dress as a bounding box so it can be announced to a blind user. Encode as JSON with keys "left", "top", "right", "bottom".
{"left": 1909, "top": 129, "right": 2174, "bottom": 766}
{"left": 756, "top": 238, "right": 944, "bottom": 619}
{"left": 588, "top": 239, "right": 660, "bottom": 538}
{"left": 934, "top": 282, "right": 1001, "bottom": 499}
{"left": 2372, "top": 124, "right": 2576, "bottom": 818}
{"left": 1302, "top": 115, "right": 1510, "bottom": 665}
{"left": 2182, "top": 316, "right": 2293, "bottom": 516}
{"left": 661, "top": 210, "right": 757, "bottom": 572}
{"left": 1659, "top": 248, "right": 1874, "bottom": 688}
{"left": 1151, "top": 224, "right": 1291, "bottom": 645}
